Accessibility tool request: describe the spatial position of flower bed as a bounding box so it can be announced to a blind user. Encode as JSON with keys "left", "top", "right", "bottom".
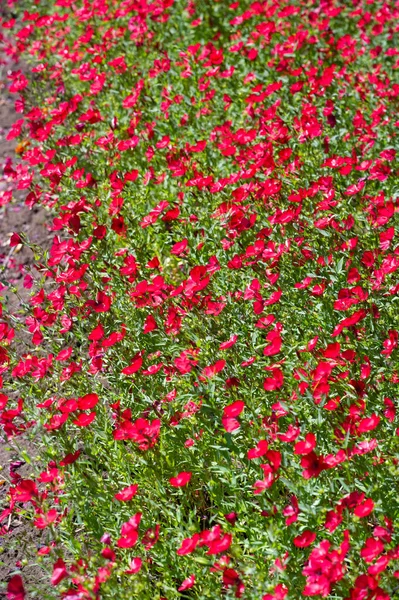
{"left": 1, "top": 0, "right": 399, "bottom": 598}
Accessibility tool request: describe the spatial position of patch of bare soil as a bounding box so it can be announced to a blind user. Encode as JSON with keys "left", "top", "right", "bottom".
{"left": 0, "top": 22, "right": 52, "bottom": 600}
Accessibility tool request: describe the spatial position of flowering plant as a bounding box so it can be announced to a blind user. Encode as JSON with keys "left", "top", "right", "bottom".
{"left": 1, "top": 0, "right": 399, "bottom": 598}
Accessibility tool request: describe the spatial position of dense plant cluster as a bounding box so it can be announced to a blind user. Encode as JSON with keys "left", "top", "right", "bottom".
{"left": 1, "top": 0, "right": 399, "bottom": 598}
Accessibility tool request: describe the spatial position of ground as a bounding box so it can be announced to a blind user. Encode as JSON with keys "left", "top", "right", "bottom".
{"left": 0, "top": 30, "right": 50, "bottom": 599}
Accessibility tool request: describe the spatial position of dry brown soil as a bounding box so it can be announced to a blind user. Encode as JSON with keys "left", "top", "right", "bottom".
{"left": 0, "top": 22, "right": 51, "bottom": 599}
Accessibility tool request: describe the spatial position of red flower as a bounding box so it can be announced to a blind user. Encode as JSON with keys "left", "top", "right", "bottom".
{"left": 114, "top": 484, "right": 139, "bottom": 501}
{"left": 223, "top": 401, "right": 245, "bottom": 418}
{"left": 77, "top": 393, "right": 98, "bottom": 410}
{"left": 169, "top": 471, "right": 192, "bottom": 487}
{"left": 59, "top": 450, "right": 81, "bottom": 466}
{"left": 45, "top": 413, "right": 68, "bottom": 431}
{"left": 207, "top": 533, "right": 232, "bottom": 555}
{"left": 224, "top": 512, "right": 237, "bottom": 525}
{"left": 222, "top": 568, "right": 245, "bottom": 598}
{"left": 278, "top": 424, "right": 300, "bottom": 443}
{"left": 7, "top": 575, "right": 25, "bottom": 600}
{"left": 332, "top": 309, "right": 367, "bottom": 337}
{"left": 142, "top": 524, "right": 160, "bottom": 549}
{"left": 171, "top": 238, "right": 188, "bottom": 255}
{"left": 300, "top": 452, "right": 326, "bottom": 479}
{"left": 222, "top": 400, "right": 245, "bottom": 432}
{"left": 86, "top": 291, "right": 112, "bottom": 313}
{"left": 247, "top": 439, "right": 268, "bottom": 459}
{"left": 302, "top": 536, "right": 347, "bottom": 596}
{"left": 114, "top": 417, "right": 161, "bottom": 450}
{"left": 219, "top": 334, "right": 238, "bottom": 350}
{"left": 73, "top": 412, "right": 96, "bottom": 427}
{"left": 283, "top": 496, "right": 299, "bottom": 526}
{"left": 294, "top": 433, "right": 317, "bottom": 455}
{"left": 121, "top": 354, "right": 143, "bottom": 375}
{"left": 10, "top": 479, "right": 38, "bottom": 503}
{"left": 51, "top": 558, "right": 68, "bottom": 586}
{"left": 263, "top": 330, "right": 282, "bottom": 356}
{"left": 143, "top": 314, "right": 158, "bottom": 333}
{"left": 140, "top": 200, "right": 169, "bottom": 228}
{"left": 264, "top": 289, "right": 282, "bottom": 306}
{"left": 360, "top": 537, "right": 384, "bottom": 563}
{"left": 253, "top": 473, "right": 275, "bottom": 494}
{"left": 293, "top": 530, "right": 316, "bottom": 548}
{"left": 178, "top": 575, "right": 195, "bottom": 591}
{"left": 34, "top": 509, "right": 58, "bottom": 529}
{"left": 263, "top": 368, "right": 284, "bottom": 391}
{"left": 202, "top": 359, "right": 226, "bottom": 378}
{"left": 357, "top": 414, "right": 380, "bottom": 434}
{"left": 354, "top": 498, "right": 374, "bottom": 517}
{"left": 125, "top": 557, "right": 142, "bottom": 574}
{"left": 177, "top": 534, "right": 199, "bottom": 555}
{"left": 117, "top": 530, "right": 138, "bottom": 549}
{"left": 262, "top": 583, "right": 288, "bottom": 600}
{"left": 117, "top": 513, "right": 142, "bottom": 548}
{"left": 324, "top": 510, "right": 343, "bottom": 533}
{"left": 384, "top": 398, "right": 396, "bottom": 422}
